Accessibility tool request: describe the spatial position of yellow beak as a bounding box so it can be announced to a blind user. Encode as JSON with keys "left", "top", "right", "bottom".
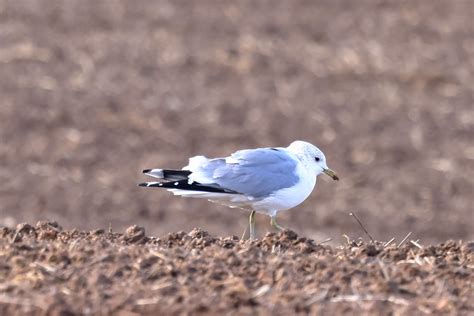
{"left": 323, "top": 168, "right": 339, "bottom": 181}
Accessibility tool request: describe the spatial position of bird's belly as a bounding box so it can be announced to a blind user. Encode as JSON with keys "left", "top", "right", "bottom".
{"left": 252, "top": 175, "right": 316, "bottom": 216}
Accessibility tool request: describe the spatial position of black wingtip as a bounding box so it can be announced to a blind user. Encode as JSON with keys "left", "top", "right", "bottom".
{"left": 142, "top": 169, "right": 152, "bottom": 174}
{"left": 138, "top": 182, "right": 148, "bottom": 187}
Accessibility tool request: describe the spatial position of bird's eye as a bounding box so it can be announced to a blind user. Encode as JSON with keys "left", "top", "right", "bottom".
{"left": 315, "top": 157, "right": 320, "bottom": 162}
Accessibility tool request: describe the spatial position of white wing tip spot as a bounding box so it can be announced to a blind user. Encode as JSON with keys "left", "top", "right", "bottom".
{"left": 174, "top": 182, "right": 179, "bottom": 185}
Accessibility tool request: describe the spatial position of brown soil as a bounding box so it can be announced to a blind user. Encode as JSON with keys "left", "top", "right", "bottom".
{"left": 1, "top": 222, "right": 473, "bottom": 315}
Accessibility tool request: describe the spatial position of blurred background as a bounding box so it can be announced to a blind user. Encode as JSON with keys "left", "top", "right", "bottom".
{"left": 1, "top": 0, "right": 472, "bottom": 243}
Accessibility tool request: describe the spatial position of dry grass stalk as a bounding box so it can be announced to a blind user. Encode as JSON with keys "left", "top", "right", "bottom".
{"left": 349, "top": 213, "right": 375, "bottom": 243}
{"left": 397, "top": 232, "right": 412, "bottom": 248}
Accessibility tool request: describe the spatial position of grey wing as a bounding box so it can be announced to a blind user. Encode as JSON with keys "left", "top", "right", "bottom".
{"left": 188, "top": 148, "right": 299, "bottom": 198}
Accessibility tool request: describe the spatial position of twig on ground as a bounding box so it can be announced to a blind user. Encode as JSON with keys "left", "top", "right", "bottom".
{"left": 149, "top": 250, "right": 171, "bottom": 261}
{"left": 305, "top": 288, "right": 329, "bottom": 306}
{"left": 135, "top": 297, "right": 160, "bottom": 306}
{"left": 349, "top": 212, "right": 375, "bottom": 243}
{"left": 330, "top": 294, "right": 431, "bottom": 315}
{"left": 397, "top": 232, "right": 412, "bottom": 248}
{"left": 252, "top": 284, "right": 271, "bottom": 298}
{"left": 240, "top": 226, "right": 247, "bottom": 241}
{"left": 151, "top": 281, "right": 174, "bottom": 291}
{"left": 330, "top": 294, "right": 409, "bottom": 306}
{"left": 10, "top": 231, "right": 20, "bottom": 244}
{"left": 342, "top": 234, "right": 351, "bottom": 245}
{"left": 410, "top": 240, "right": 423, "bottom": 249}
{"left": 319, "top": 238, "right": 332, "bottom": 244}
{"left": 384, "top": 237, "right": 396, "bottom": 248}
{"left": 377, "top": 259, "right": 390, "bottom": 281}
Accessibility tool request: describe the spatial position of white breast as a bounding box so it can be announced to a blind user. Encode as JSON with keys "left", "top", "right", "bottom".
{"left": 251, "top": 160, "right": 317, "bottom": 216}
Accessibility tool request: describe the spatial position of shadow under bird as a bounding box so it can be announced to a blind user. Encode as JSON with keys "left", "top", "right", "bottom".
{"left": 139, "top": 140, "right": 339, "bottom": 239}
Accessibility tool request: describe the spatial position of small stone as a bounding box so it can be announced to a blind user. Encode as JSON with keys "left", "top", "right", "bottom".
{"left": 124, "top": 225, "right": 146, "bottom": 243}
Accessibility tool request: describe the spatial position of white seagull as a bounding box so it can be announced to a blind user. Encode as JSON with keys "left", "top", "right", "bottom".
{"left": 139, "top": 140, "right": 339, "bottom": 239}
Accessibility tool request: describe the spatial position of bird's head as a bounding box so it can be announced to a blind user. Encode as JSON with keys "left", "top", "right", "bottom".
{"left": 288, "top": 140, "right": 339, "bottom": 181}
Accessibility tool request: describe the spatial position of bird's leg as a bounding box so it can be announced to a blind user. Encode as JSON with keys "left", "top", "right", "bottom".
{"left": 249, "top": 210, "right": 256, "bottom": 239}
{"left": 270, "top": 215, "right": 285, "bottom": 231}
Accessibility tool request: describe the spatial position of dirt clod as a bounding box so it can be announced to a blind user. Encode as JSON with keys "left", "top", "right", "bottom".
{"left": 124, "top": 225, "right": 146, "bottom": 244}
{"left": 363, "top": 244, "right": 381, "bottom": 256}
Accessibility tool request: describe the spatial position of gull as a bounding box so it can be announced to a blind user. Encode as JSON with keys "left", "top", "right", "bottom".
{"left": 139, "top": 140, "right": 339, "bottom": 239}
